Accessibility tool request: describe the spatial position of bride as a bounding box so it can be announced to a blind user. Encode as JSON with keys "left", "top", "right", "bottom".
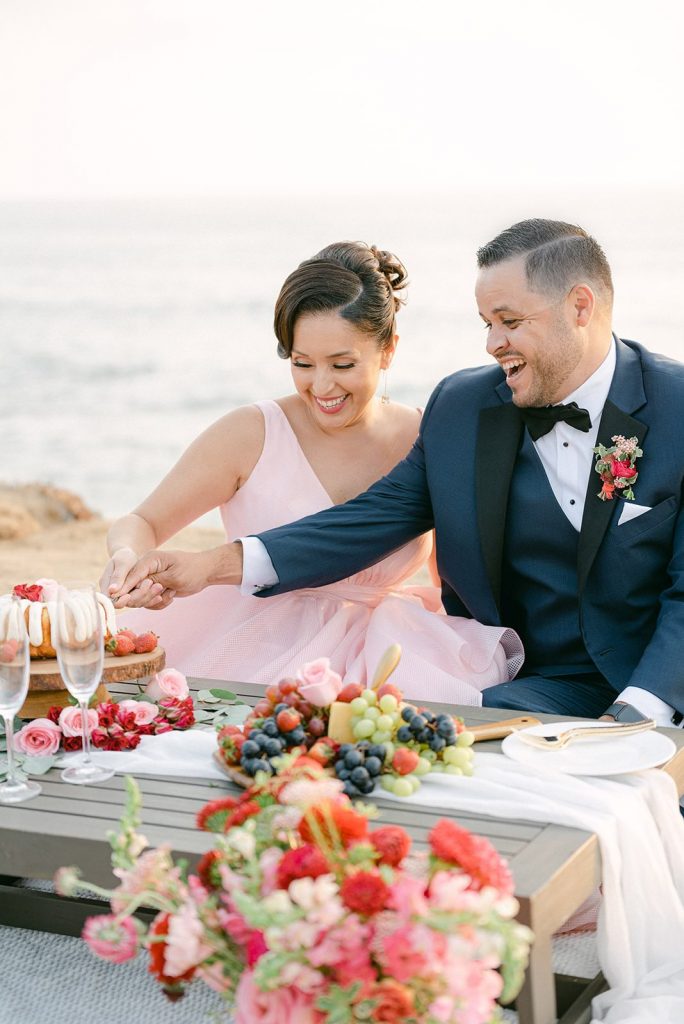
{"left": 102, "top": 241, "right": 522, "bottom": 701}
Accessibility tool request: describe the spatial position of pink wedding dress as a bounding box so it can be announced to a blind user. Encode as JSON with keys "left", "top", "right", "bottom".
{"left": 123, "top": 401, "right": 523, "bottom": 702}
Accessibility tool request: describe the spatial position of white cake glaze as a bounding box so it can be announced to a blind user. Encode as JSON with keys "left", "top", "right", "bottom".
{"left": 0, "top": 580, "right": 117, "bottom": 649}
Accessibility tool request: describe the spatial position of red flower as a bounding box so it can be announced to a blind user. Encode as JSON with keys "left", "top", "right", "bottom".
{"left": 196, "top": 849, "right": 222, "bottom": 889}
{"left": 610, "top": 458, "right": 637, "bottom": 479}
{"left": 148, "top": 913, "right": 195, "bottom": 987}
{"left": 195, "top": 796, "right": 239, "bottom": 832}
{"left": 370, "top": 826, "right": 411, "bottom": 867}
{"left": 368, "top": 978, "right": 415, "bottom": 1022}
{"left": 276, "top": 844, "right": 330, "bottom": 889}
{"left": 429, "top": 820, "right": 514, "bottom": 895}
{"left": 63, "top": 736, "right": 83, "bottom": 752}
{"left": 340, "top": 869, "right": 390, "bottom": 915}
{"left": 13, "top": 583, "right": 43, "bottom": 602}
{"left": 299, "top": 802, "right": 369, "bottom": 847}
{"left": 46, "top": 705, "right": 62, "bottom": 725}
{"left": 96, "top": 702, "right": 119, "bottom": 727}
{"left": 224, "top": 801, "right": 261, "bottom": 831}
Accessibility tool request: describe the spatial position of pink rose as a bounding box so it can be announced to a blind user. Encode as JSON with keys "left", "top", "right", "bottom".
{"left": 59, "top": 705, "right": 98, "bottom": 738}
{"left": 116, "top": 699, "right": 158, "bottom": 726}
{"left": 295, "top": 657, "right": 343, "bottom": 707}
{"left": 13, "top": 718, "right": 62, "bottom": 756}
{"left": 145, "top": 668, "right": 189, "bottom": 702}
{"left": 82, "top": 914, "right": 140, "bottom": 964}
{"left": 234, "top": 971, "right": 322, "bottom": 1024}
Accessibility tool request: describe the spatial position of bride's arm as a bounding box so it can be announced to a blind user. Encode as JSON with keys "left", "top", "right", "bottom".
{"left": 101, "top": 405, "right": 265, "bottom": 606}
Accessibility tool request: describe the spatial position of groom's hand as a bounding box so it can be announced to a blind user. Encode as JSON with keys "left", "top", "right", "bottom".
{"left": 112, "top": 542, "right": 244, "bottom": 608}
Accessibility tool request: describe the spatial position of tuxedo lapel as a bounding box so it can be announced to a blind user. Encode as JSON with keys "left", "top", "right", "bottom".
{"left": 475, "top": 400, "right": 523, "bottom": 611}
{"left": 577, "top": 341, "right": 648, "bottom": 593}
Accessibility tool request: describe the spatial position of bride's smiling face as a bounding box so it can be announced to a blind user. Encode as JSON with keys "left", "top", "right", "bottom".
{"left": 290, "top": 312, "right": 395, "bottom": 428}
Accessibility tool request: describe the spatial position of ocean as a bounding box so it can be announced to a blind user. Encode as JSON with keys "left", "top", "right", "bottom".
{"left": 2, "top": 190, "right": 682, "bottom": 527}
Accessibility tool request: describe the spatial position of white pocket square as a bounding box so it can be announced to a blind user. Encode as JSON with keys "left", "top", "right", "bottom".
{"left": 618, "top": 502, "right": 652, "bottom": 525}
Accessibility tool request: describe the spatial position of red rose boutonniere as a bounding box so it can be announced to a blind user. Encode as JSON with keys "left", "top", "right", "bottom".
{"left": 593, "top": 434, "right": 642, "bottom": 501}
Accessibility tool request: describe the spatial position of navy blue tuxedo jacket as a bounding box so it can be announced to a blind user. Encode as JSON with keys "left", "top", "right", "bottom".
{"left": 255, "top": 339, "right": 684, "bottom": 712}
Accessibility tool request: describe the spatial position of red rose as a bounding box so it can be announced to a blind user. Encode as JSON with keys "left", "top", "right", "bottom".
{"left": 46, "top": 705, "right": 63, "bottom": 725}
{"left": 610, "top": 458, "right": 637, "bottom": 479}
{"left": 97, "top": 703, "right": 118, "bottom": 727}
{"left": 63, "top": 736, "right": 83, "bottom": 752}
{"left": 340, "top": 869, "right": 390, "bottom": 915}
{"left": 12, "top": 583, "right": 44, "bottom": 602}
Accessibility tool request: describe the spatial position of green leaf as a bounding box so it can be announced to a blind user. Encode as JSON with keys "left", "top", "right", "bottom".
{"left": 192, "top": 708, "right": 216, "bottom": 723}
{"left": 20, "top": 755, "right": 57, "bottom": 776}
{"left": 197, "top": 689, "right": 222, "bottom": 703}
{"left": 208, "top": 688, "right": 240, "bottom": 702}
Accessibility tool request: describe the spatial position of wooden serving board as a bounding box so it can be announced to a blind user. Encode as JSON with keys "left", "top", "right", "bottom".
{"left": 28, "top": 646, "right": 166, "bottom": 691}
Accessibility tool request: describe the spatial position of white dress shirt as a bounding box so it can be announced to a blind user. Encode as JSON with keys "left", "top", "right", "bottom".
{"left": 238, "top": 341, "right": 679, "bottom": 725}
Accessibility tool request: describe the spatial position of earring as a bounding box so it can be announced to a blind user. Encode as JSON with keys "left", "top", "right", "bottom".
{"left": 381, "top": 368, "right": 390, "bottom": 405}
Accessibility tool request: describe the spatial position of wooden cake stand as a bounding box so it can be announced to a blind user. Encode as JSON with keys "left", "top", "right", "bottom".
{"left": 20, "top": 646, "right": 166, "bottom": 719}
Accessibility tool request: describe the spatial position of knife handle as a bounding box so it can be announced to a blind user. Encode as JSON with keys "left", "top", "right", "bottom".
{"left": 469, "top": 716, "right": 542, "bottom": 742}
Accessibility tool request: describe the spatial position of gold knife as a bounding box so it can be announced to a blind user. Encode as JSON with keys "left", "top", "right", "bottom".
{"left": 517, "top": 719, "right": 656, "bottom": 750}
{"left": 469, "top": 716, "right": 542, "bottom": 742}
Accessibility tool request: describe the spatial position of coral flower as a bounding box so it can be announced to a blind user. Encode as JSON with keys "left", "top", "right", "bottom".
{"left": 368, "top": 978, "right": 415, "bottom": 1022}
{"left": 429, "top": 820, "right": 514, "bottom": 896}
{"left": 195, "top": 796, "right": 239, "bottom": 832}
{"left": 299, "top": 801, "right": 369, "bottom": 847}
{"left": 82, "top": 914, "right": 139, "bottom": 964}
{"left": 276, "top": 843, "right": 330, "bottom": 889}
{"left": 370, "top": 826, "right": 411, "bottom": 867}
{"left": 340, "top": 870, "right": 390, "bottom": 916}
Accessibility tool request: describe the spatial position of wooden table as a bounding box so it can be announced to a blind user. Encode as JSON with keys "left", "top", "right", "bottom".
{"left": 1, "top": 678, "right": 683, "bottom": 1024}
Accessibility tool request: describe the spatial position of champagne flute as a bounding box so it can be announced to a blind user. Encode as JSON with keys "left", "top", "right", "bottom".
{"left": 54, "top": 582, "right": 114, "bottom": 785}
{"left": 0, "top": 596, "right": 41, "bottom": 803}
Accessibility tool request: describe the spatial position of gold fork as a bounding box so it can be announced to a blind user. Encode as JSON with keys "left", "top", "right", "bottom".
{"left": 517, "top": 719, "right": 656, "bottom": 750}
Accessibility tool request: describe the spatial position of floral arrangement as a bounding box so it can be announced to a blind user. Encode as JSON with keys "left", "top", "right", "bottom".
{"left": 594, "top": 434, "right": 642, "bottom": 501}
{"left": 58, "top": 758, "right": 532, "bottom": 1024}
{"left": 12, "top": 669, "right": 194, "bottom": 757}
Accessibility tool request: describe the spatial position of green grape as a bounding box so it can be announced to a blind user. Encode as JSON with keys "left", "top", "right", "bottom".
{"left": 408, "top": 775, "right": 421, "bottom": 792}
{"left": 361, "top": 689, "right": 378, "bottom": 706}
{"left": 376, "top": 713, "right": 394, "bottom": 732}
{"left": 422, "top": 748, "right": 437, "bottom": 763}
{"left": 457, "top": 730, "right": 475, "bottom": 747}
{"left": 350, "top": 697, "right": 368, "bottom": 715}
{"left": 443, "top": 746, "right": 472, "bottom": 768}
{"left": 461, "top": 762, "right": 474, "bottom": 776}
{"left": 353, "top": 719, "right": 375, "bottom": 739}
{"left": 430, "top": 762, "right": 445, "bottom": 773}
{"left": 383, "top": 740, "right": 395, "bottom": 760}
{"left": 380, "top": 775, "right": 396, "bottom": 792}
{"left": 393, "top": 777, "right": 413, "bottom": 797}
{"left": 444, "top": 765, "right": 463, "bottom": 776}
{"left": 371, "top": 729, "right": 392, "bottom": 744}
{"left": 414, "top": 756, "right": 432, "bottom": 776}
{"left": 364, "top": 706, "right": 381, "bottom": 721}
{"left": 378, "top": 694, "right": 398, "bottom": 713}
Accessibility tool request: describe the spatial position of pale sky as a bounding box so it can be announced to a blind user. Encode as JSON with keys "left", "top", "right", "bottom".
{"left": 1, "top": 0, "right": 683, "bottom": 199}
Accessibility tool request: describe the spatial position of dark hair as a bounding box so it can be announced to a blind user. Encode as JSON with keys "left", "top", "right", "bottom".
{"left": 476, "top": 219, "right": 613, "bottom": 302}
{"left": 274, "top": 241, "right": 408, "bottom": 358}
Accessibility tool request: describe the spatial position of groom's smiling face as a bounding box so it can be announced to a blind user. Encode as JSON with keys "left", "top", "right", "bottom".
{"left": 476, "top": 255, "right": 585, "bottom": 408}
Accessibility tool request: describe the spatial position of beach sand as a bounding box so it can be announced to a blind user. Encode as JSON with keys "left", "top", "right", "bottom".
{"left": 0, "top": 483, "right": 223, "bottom": 594}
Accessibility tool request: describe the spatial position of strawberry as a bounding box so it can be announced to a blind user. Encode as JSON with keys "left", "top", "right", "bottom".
{"left": 308, "top": 737, "right": 339, "bottom": 766}
{"left": 134, "top": 631, "right": 158, "bottom": 654}
{"left": 117, "top": 628, "right": 137, "bottom": 641}
{"left": 13, "top": 583, "right": 44, "bottom": 602}
{"left": 0, "top": 639, "right": 20, "bottom": 663}
{"left": 276, "top": 708, "right": 301, "bottom": 733}
{"left": 392, "top": 748, "right": 419, "bottom": 775}
{"left": 337, "top": 682, "right": 364, "bottom": 703}
{"left": 106, "top": 634, "right": 136, "bottom": 657}
{"left": 377, "top": 683, "right": 403, "bottom": 701}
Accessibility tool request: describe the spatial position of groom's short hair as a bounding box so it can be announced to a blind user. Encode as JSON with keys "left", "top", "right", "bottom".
{"left": 477, "top": 219, "right": 614, "bottom": 304}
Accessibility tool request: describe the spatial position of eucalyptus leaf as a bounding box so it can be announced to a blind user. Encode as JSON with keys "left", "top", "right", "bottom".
{"left": 19, "top": 755, "right": 57, "bottom": 776}
{"left": 197, "top": 689, "right": 221, "bottom": 704}
{"left": 214, "top": 705, "right": 251, "bottom": 726}
{"left": 192, "top": 708, "right": 216, "bottom": 723}
{"left": 208, "top": 688, "right": 240, "bottom": 702}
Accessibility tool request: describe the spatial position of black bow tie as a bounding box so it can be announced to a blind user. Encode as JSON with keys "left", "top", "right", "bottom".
{"left": 520, "top": 401, "right": 592, "bottom": 441}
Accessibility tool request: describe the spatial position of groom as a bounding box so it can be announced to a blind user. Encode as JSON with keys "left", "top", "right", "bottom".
{"left": 129, "top": 219, "right": 684, "bottom": 726}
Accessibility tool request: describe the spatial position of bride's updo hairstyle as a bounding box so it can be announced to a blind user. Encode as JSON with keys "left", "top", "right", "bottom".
{"left": 274, "top": 241, "right": 408, "bottom": 358}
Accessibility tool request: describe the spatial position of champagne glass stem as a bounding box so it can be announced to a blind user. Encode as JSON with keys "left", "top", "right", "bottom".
{"left": 3, "top": 713, "right": 19, "bottom": 786}
{"left": 79, "top": 700, "right": 93, "bottom": 764}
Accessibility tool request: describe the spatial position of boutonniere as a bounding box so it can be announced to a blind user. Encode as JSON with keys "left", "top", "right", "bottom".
{"left": 593, "top": 434, "right": 642, "bottom": 501}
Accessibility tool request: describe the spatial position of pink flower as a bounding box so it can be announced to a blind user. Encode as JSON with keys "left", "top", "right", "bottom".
{"left": 164, "top": 900, "right": 212, "bottom": 977}
{"left": 387, "top": 874, "right": 429, "bottom": 920}
{"left": 145, "top": 668, "right": 189, "bottom": 702}
{"left": 295, "top": 657, "right": 343, "bottom": 707}
{"left": 380, "top": 925, "right": 444, "bottom": 982}
{"left": 197, "top": 961, "right": 232, "bottom": 994}
{"left": 234, "top": 970, "right": 322, "bottom": 1024}
{"left": 82, "top": 914, "right": 140, "bottom": 964}
{"left": 13, "top": 718, "right": 61, "bottom": 755}
{"left": 116, "top": 699, "right": 158, "bottom": 726}
{"left": 59, "top": 705, "right": 98, "bottom": 738}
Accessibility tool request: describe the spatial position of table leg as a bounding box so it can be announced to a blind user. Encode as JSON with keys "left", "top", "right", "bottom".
{"left": 516, "top": 932, "right": 556, "bottom": 1024}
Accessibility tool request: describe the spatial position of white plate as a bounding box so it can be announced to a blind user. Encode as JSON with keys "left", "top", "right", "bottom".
{"left": 502, "top": 720, "right": 677, "bottom": 776}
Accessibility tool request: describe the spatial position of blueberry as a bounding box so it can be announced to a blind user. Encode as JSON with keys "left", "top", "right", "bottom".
{"left": 401, "top": 706, "right": 415, "bottom": 722}
{"left": 359, "top": 777, "right": 376, "bottom": 795}
{"left": 436, "top": 718, "right": 454, "bottom": 737}
{"left": 338, "top": 744, "right": 354, "bottom": 758}
{"left": 396, "top": 726, "right": 413, "bottom": 743}
{"left": 422, "top": 710, "right": 435, "bottom": 723}
{"left": 252, "top": 758, "right": 272, "bottom": 775}
{"left": 273, "top": 702, "right": 289, "bottom": 714}
{"left": 264, "top": 738, "right": 282, "bottom": 757}
{"left": 344, "top": 750, "right": 364, "bottom": 769}
{"left": 288, "top": 727, "right": 306, "bottom": 745}
{"left": 430, "top": 735, "right": 446, "bottom": 752}
{"left": 350, "top": 766, "right": 370, "bottom": 786}
{"left": 368, "top": 745, "right": 387, "bottom": 761}
{"left": 241, "top": 757, "right": 258, "bottom": 776}
{"left": 409, "top": 715, "right": 426, "bottom": 734}
{"left": 417, "top": 728, "right": 433, "bottom": 744}
{"left": 343, "top": 782, "right": 360, "bottom": 799}
{"left": 262, "top": 720, "right": 279, "bottom": 737}
{"left": 241, "top": 739, "right": 260, "bottom": 758}
{"left": 336, "top": 765, "right": 351, "bottom": 781}
{"left": 365, "top": 756, "right": 382, "bottom": 776}
{"left": 255, "top": 733, "right": 270, "bottom": 750}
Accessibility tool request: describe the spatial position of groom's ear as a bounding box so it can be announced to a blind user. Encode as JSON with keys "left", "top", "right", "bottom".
{"left": 571, "top": 283, "right": 596, "bottom": 327}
